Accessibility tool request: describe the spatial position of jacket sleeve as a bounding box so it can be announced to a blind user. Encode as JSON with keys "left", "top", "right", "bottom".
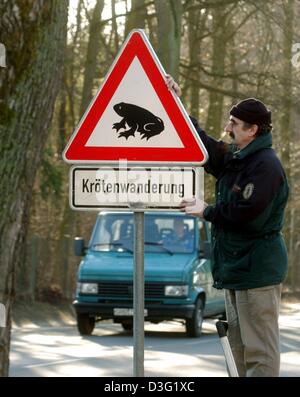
{"left": 190, "top": 116, "right": 229, "bottom": 178}
{"left": 203, "top": 159, "right": 288, "bottom": 232}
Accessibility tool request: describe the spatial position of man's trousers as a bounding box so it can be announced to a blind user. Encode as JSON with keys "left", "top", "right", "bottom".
{"left": 225, "top": 284, "right": 282, "bottom": 377}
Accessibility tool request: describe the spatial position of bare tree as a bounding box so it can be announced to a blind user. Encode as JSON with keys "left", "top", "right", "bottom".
{"left": 187, "top": 4, "right": 204, "bottom": 119}
{"left": 205, "top": 7, "right": 228, "bottom": 135}
{"left": 125, "top": 0, "right": 147, "bottom": 37}
{"left": 0, "top": 0, "right": 68, "bottom": 376}
{"left": 279, "top": 0, "right": 295, "bottom": 286}
{"left": 154, "top": 0, "right": 183, "bottom": 79}
{"left": 80, "top": 0, "right": 105, "bottom": 118}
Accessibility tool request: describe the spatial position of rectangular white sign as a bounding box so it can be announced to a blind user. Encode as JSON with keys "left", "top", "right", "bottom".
{"left": 70, "top": 166, "right": 202, "bottom": 211}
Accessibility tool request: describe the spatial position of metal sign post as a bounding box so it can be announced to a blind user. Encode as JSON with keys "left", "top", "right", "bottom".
{"left": 133, "top": 211, "right": 144, "bottom": 377}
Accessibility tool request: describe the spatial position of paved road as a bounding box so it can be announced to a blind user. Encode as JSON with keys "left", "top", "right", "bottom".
{"left": 10, "top": 303, "right": 300, "bottom": 377}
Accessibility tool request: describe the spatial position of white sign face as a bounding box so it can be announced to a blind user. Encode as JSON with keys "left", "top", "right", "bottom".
{"left": 70, "top": 166, "right": 202, "bottom": 211}
{"left": 86, "top": 57, "right": 184, "bottom": 149}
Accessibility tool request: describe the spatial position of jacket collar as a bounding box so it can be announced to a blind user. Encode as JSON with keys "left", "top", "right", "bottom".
{"left": 232, "top": 133, "right": 272, "bottom": 160}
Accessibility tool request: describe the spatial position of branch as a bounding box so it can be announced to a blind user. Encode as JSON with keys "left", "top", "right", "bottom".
{"left": 99, "top": 0, "right": 155, "bottom": 26}
{"left": 224, "top": 9, "right": 257, "bottom": 42}
{"left": 181, "top": 72, "right": 249, "bottom": 99}
{"left": 185, "top": 0, "right": 245, "bottom": 11}
{"left": 181, "top": 61, "right": 277, "bottom": 83}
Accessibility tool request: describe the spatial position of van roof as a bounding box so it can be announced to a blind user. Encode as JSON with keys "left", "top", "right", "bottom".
{"left": 98, "top": 211, "right": 191, "bottom": 217}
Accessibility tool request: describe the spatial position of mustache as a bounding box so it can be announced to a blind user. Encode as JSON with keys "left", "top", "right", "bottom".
{"left": 224, "top": 130, "right": 235, "bottom": 139}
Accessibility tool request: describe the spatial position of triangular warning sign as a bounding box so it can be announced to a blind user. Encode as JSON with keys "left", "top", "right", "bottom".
{"left": 63, "top": 29, "right": 208, "bottom": 165}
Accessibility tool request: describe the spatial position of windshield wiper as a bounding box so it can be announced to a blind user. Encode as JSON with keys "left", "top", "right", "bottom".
{"left": 144, "top": 241, "right": 174, "bottom": 255}
{"left": 90, "top": 243, "right": 133, "bottom": 254}
{"left": 91, "top": 242, "right": 173, "bottom": 255}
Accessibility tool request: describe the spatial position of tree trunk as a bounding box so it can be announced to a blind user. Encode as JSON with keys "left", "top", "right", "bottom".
{"left": 60, "top": 0, "right": 105, "bottom": 244}
{"left": 0, "top": 0, "right": 68, "bottom": 376}
{"left": 111, "top": 0, "right": 120, "bottom": 53}
{"left": 79, "top": 0, "right": 105, "bottom": 118}
{"left": 279, "top": 0, "right": 294, "bottom": 287}
{"left": 205, "top": 7, "right": 227, "bottom": 135}
{"left": 187, "top": 5, "right": 201, "bottom": 119}
{"left": 187, "top": 6, "right": 208, "bottom": 119}
{"left": 125, "top": 0, "right": 147, "bottom": 37}
{"left": 67, "top": 0, "right": 84, "bottom": 129}
{"left": 154, "top": 0, "right": 182, "bottom": 80}
{"left": 290, "top": 105, "right": 300, "bottom": 292}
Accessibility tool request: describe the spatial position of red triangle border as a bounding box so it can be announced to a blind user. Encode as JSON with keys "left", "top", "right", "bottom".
{"left": 63, "top": 30, "right": 207, "bottom": 165}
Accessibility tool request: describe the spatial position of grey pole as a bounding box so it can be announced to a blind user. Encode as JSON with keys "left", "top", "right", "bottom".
{"left": 133, "top": 211, "right": 144, "bottom": 377}
{"left": 216, "top": 321, "right": 239, "bottom": 377}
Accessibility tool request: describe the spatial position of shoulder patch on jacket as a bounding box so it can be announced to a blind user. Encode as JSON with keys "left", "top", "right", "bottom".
{"left": 243, "top": 183, "right": 254, "bottom": 199}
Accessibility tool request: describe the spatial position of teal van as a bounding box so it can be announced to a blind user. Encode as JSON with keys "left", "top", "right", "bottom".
{"left": 73, "top": 211, "right": 225, "bottom": 337}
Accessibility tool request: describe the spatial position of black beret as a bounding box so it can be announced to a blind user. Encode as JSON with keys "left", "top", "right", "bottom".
{"left": 230, "top": 98, "right": 272, "bottom": 125}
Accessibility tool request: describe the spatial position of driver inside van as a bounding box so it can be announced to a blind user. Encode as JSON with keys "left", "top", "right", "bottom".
{"left": 174, "top": 218, "right": 187, "bottom": 239}
{"left": 165, "top": 219, "right": 192, "bottom": 250}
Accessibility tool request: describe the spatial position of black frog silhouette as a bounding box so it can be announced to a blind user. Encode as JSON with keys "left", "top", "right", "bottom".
{"left": 112, "top": 102, "right": 164, "bottom": 140}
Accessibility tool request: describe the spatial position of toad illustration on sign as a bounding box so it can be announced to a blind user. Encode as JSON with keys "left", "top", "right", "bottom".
{"left": 113, "top": 102, "right": 165, "bottom": 140}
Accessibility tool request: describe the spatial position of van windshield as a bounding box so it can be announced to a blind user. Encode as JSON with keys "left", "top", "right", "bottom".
{"left": 90, "top": 214, "right": 196, "bottom": 254}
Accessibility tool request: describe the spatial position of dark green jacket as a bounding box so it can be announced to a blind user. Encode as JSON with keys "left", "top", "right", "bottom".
{"left": 191, "top": 117, "right": 289, "bottom": 290}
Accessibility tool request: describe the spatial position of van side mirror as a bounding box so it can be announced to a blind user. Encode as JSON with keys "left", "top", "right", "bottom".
{"left": 203, "top": 241, "right": 212, "bottom": 259}
{"left": 199, "top": 241, "right": 211, "bottom": 259}
{"left": 74, "top": 237, "right": 85, "bottom": 256}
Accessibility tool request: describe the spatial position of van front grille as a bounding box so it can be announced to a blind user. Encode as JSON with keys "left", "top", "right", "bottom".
{"left": 97, "top": 282, "right": 165, "bottom": 298}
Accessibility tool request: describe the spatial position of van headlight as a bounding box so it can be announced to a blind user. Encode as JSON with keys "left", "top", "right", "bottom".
{"left": 165, "top": 285, "right": 188, "bottom": 297}
{"left": 78, "top": 282, "right": 98, "bottom": 294}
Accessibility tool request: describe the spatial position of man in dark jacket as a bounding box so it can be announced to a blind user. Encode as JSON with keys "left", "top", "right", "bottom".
{"left": 166, "top": 75, "right": 289, "bottom": 377}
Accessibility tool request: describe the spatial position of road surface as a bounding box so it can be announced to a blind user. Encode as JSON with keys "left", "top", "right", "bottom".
{"left": 10, "top": 302, "right": 300, "bottom": 377}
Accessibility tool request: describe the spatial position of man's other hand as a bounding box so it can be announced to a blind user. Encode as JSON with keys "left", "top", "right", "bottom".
{"left": 180, "top": 198, "right": 208, "bottom": 218}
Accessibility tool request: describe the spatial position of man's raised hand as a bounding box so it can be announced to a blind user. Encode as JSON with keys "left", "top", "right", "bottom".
{"left": 165, "top": 74, "right": 182, "bottom": 97}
